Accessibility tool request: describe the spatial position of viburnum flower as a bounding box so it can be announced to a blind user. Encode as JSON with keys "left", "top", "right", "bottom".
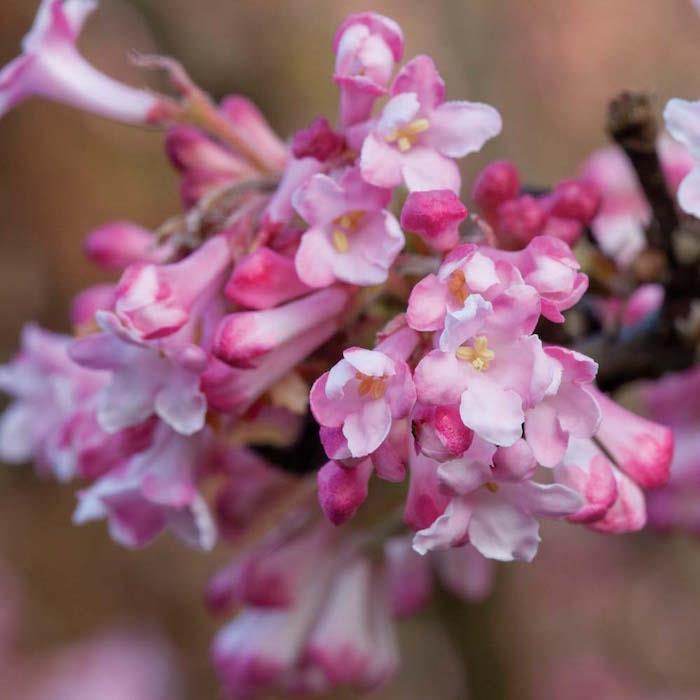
{"left": 524, "top": 347, "right": 601, "bottom": 468}
{"left": 400, "top": 189, "right": 468, "bottom": 252}
{"left": 70, "top": 314, "right": 209, "bottom": 436}
{"left": 554, "top": 437, "right": 646, "bottom": 533}
{"left": 0, "top": 0, "right": 163, "bottom": 123}
{"left": 414, "top": 288, "right": 549, "bottom": 447}
{"left": 472, "top": 160, "right": 600, "bottom": 250}
{"left": 108, "top": 235, "right": 231, "bottom": 343}
{"left": 73, "top": 423, "right": 216, "bottom": 549}
{"left": 406, "top": 243, "right": 521, "bottom": 332}
{"left": 0, "top": 324, "right": 104, "bottom": 476}
{"left": 333, "top": 12, "right": 404, "bottom": 127}
{"left": 311, "top": 345, "right": 416, "bottom": 460}
{"left": 580, "top": 134, "right": 691, "bottom": 266}
{"left": 479, "top": 235, "right": 588, "bottom": 323}
{"left": 413, "top": 476, "right": 582, "bottom": 561}
{"left": 293, "top": 167, "right": 404, "bottom": 287}
{"left": 360, "top": 55, "right": 502, "bottom": 193}
{"left": 636, "top": 367, "right": 700, "bottom": 534}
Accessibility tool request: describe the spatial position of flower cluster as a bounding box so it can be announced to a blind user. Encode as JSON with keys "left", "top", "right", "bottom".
{"left": 0, "top": 3, "right": 678, "bottom": 698}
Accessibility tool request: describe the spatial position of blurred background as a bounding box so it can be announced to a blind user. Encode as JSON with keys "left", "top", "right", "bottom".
{"left": 1, "top": 1, "right": 700, "bottom": 697}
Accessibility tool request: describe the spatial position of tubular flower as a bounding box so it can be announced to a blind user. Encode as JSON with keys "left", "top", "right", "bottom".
{"left": 0, "top": 0, "right": 162, "bottom": 123}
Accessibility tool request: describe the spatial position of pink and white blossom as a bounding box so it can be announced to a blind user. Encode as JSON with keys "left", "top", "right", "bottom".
{"left": 294, "top": 167, "right": 403, "bottom": 287}
{"left": 311, "top": 347, "right": 416, "bottom": 460}
{"left": 0, "top": 0, "right": 163, "bottom": 123}
{"left": 333, "top": 12, "right": 403, "bottom": 127}
{"left": 360, "top": 55, "right": 501, "bottom": 193}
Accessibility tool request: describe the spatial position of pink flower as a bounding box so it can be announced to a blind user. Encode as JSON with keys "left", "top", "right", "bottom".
{"left": 224, "top": 246, "right": 312, "bottom": 310}
{"left": 333, "top": 12, "right": 404, "bottom": 126}
{"left": 594, "top": 283, "right": 664, "bottom": 331}
{"left": 110, "top": 235, "right": 231, "bottom": 343}
{"left": 214, "top": 287, "right": 348, "bottom": 367}
{"left": 477, "top": 235, "right": 588, "bottom": 322}
{"left": 70, "top": 315, "right": 209, "bottom": 436}
{"left": 360, "top": 55, "right": 501, "bottom": 193}
{"left": 555, "top": 437, "right": 646, "bottom": 533}
{"left": 291, "top": 117, "right": 346, "bottom": 162}
{"left": 166, "top": 125, "right": 257, "bottom": 207}
{"left": 83, "top": 221, "right": 163, "bottom": 272}
{"left": 524, "top": 346, "right": 600, "bottom": 468}
{"left": 413, "top": 478, "right": 581, "bottom": 561}
{"left": 311, "top": 347, "right": 416, "bottom": 460}
{"left": 73, "top": 423, "right": 216, "bottom": 549}
{"left": 293, "top": 167, "right": 403, "bottom": 287}
{"left": 202, "top": 320, "right": 337, "bottom": 415}
{"left": 592, "top": 387, "right": 673, "bottom": 490}
{"left": 471, "top": 160, "right": 521, "bottom": 219}
{"left": 412, "top": 403, "right": 474, "bottom": 462}
{"left": 414, "top": 289, "right": 553, "bottom": 447}
{"left": 406, "top": 243, "right": 523, "bottom": 332}
{"left": 580, "top": 136, "right": 692, "bottom": 266}
{"left": 317, "top": 458, "right": 374, "bottom": 525}
{"left": 213, "top": 549, "right": 398, "bottom": 698}
{"left": 637, "top": 368, "right": 700, "bottom": 534}
{"left": 0, "top": 0, "right": 161, "bottom": 123}
{"left": 0, "top": 324, "right": 104, "bottom": 476}
{"left": 400, "top": 189, "right": 467, "bottom": 252}
{"left": 664, "top": 98, "right": 700, "bottom": 218}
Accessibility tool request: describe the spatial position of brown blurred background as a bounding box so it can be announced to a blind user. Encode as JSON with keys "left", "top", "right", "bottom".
{"left": 2, "top": 1, "right": 700, "bottom": 698}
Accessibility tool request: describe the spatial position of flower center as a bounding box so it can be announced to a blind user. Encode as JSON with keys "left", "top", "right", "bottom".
{"left": 331, "top": 210, "right": 365, "bottom": 252}
{"left": 386, "top": 118, "right": 430, "bottom": 152}
{"left": 484, "top": 482, "right": 499, "bottom": 493}
{"left": 447, "top": 270, "right": 470, "bottom": 305}
{"left": 355, "top": 372, "right": 387, "bottom": 400}
{"left": 455, "top": 336, "right": 494, "bottom": 371}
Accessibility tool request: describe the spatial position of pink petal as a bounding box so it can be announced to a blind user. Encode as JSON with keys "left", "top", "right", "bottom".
{"left": 459, "top": 374, "right": 524, "bottom": 446}
{"left": 426, "top": 101, "right": 502, "bottom": 158}
{"left": 391, "top": 54, "right": 445, "bottom": 109}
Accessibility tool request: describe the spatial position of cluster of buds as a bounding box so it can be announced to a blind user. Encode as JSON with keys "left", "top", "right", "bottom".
{"left": 0, "top": 3, "right": 679, "bottom": 698}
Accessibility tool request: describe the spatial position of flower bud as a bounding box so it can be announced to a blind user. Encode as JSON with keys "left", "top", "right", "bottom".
{"left": 472, "top": 160, "right": 520, "bottom": 217}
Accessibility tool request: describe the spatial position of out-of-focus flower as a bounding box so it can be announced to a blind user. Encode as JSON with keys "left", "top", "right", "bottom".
{"left": 0, "top": 0, "right": 164, "bottom": 123}
{"left": 581, "top": 135, "right": 692, "bottom": 265}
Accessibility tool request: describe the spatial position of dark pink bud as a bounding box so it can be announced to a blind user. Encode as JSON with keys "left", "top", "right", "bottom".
{"left": 83, "top": 221, "right": 155, "bottom": 271}
{"left": 495, "top": 195, "right": 547, "bottom": 249}
{"left": 225, "top": 247, "right": 311, "bottom": 310}
{"left": 548, "top": 179, "right": 601, "bottom": 224}
{"left": 291, "top": 117, "right": 346, "bottom": 162}
{"left": 400, "top": 190, "right": 467, "bottom": 252}
{"left": 472, "top": 160, "right": 520, "bottom": 216}
{"left": 317, "top": 459, "right": 373, "bottom": 525}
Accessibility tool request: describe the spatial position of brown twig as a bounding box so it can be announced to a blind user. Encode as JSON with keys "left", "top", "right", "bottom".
{"left": 607, "top": 92, "right": 679, "bottom": 266}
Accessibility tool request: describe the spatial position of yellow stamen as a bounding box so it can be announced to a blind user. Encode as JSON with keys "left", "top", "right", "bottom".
{"left": 386, "top": 118, "right": 430, "bottom": 152}
{"left": 484, "top": 482, "right": 499, "bottom": 493}
{"left": 331, "top": 210, "right": 365, "bottom": 253}
{"left": 447, "top": 270, "right": 470, "bottom": 305}
{"left": 355, "top": 372, "right": 387, "bottom": 400}
{"left": 455, "top": 335, "right": 495, "bottom": 371}
{"left": 332, "top": 229, "right": 349, "bottom": 253}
